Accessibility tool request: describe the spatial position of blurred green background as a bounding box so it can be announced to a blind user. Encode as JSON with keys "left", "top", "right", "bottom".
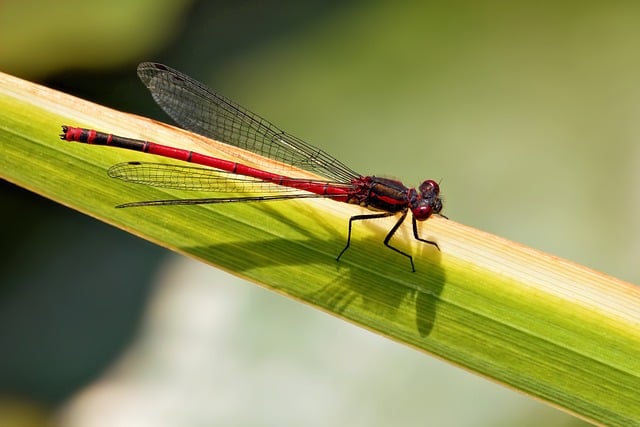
{"left": 2, "top": 0, "right": 638, "bottom": 425}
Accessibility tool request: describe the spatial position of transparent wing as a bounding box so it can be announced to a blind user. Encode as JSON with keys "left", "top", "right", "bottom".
{"left": 107, "top": 162, "right": 349, "bottom": 195}
{"left": 137, "top": 62, "right": 359, "bottom": 183}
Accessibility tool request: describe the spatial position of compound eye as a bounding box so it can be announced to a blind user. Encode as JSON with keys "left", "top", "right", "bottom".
{"left": 419, "top": 179, "right": 440, "bottom": 196}
{"left": 412, "top": 203, "right": 433, "bottom": 221}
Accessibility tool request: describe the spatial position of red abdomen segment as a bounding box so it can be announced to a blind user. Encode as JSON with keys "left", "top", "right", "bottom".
{"left": 61, "top": 126, "right": 350, "bottom": 201}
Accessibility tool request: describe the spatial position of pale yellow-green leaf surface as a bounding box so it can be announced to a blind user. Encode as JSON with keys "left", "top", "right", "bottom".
{"left": 1, "top": 70, "right": 639, "bottom": 426}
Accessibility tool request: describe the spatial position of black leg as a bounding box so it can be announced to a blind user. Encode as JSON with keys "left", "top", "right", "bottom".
{"left": 412, "top": 215, "right": 440, "bottom": 251}
{"left": 337, "top": 210, "right": 418, "bottom": 272}
{"left": 336, "top": 211, "right": 396, "bottom": 263}
{"left": 336, "top": 210, "right": 440, "bottom": 272}
{"left": 381, "top": 210, "right": 416, "bottom": 272}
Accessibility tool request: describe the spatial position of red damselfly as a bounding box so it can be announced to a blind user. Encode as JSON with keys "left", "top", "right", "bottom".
{"left": 61, "top": 62, "right": 444, "bottom": 271}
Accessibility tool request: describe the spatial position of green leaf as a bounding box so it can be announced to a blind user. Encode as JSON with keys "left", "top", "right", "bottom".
{"left": 2, "top": 70, "right": 639, "bottom": 426}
